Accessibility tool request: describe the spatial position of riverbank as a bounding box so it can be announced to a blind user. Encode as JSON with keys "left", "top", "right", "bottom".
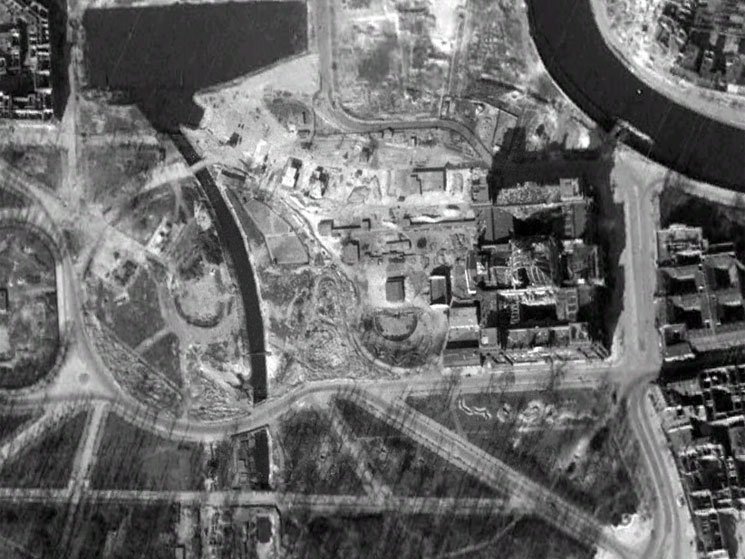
{"left": 169, "top": 133, "right": 268, "bottom": 404}
{"left": 528, "top": 0, "right": 745, "bottom": 191}
{"left": 589, "top": 0, "right": 745, "bottom": 131}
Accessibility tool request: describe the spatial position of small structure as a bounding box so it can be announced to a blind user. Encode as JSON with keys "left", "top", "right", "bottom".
{"left": 281, "top": 166, "right": 298, "bottom": 189}
{"left": 341, "top": 241, "right": 360, "bottom": 265}
{"left": 385, "top": 276, "right": 405, "bottom": 303}
{"left": 443, "top": 304, "right": 481, "bottom": 367}
{"left": 429, "top": 276, "right": 448, "bottom": 306}
{"left": 408, "top": 167, "right": 447, "bottom": 194}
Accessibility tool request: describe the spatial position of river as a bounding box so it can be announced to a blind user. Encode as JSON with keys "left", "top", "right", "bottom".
{"left": 527, "top": 0, "right": 745, "bottom": 191}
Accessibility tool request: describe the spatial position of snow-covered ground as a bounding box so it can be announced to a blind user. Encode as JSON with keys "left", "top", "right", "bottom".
{"left": 595, "top": 513, "right": 652, "bottom": 559}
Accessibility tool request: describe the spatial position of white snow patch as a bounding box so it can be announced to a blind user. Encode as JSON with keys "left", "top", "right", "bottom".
{"left": 594, "top": 513, "right": 651, "bottom": 559}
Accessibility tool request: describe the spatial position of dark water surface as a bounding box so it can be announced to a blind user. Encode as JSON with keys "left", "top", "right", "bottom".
{"left": 171, "top": 133, "right": 268, "bottom": 402}
{"left": 49, "top": 0, "right": 70, "bottom": 118}
{"left": 83, "top": 1, "right": 307, "bottom": 129}
{"left": 528, "top": 0, "right": 745, "bottom": 191}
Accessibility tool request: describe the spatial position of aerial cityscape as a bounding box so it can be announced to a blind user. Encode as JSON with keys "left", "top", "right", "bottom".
{"left": 0, "top": 0, "right": 744, "bottom": 557}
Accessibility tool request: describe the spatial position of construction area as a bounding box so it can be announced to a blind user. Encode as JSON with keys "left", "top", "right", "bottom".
{"left": 332, "top": 0, "right": 592, "bottom": 152}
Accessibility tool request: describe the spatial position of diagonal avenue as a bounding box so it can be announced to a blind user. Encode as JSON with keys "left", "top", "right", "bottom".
{"left": 339, "top": 387, "right": 636, "bottom": 559}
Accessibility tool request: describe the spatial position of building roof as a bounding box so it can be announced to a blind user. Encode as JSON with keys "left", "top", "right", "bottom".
{"left": 443, "top": 345, "right": 481, "bottom": 367}
{"left": 449, "top": 305, "right": 479, "bottom": 329}
{"left": 475, "top": 205, "right": 514, "bottom": 244}
{"left": 562, "top": 201, "right": 588, "bottom": 239}
{"left": 409, "top": 167, "right": 446, "bottom": 194}
{"left": 385, "top": 277, "right": 405, "bottom": 302}
{"left": 342, "top": 241, "right": 359, "bottom": 265}
{"left": 430, "top": 276, "right": 447, "bottom": 305}
{"left": 657, "top": 224, "right": 706, "bottom": 264}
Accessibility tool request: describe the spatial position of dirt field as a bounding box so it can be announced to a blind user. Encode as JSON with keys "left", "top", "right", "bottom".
{"left": 0, "top": 147, "right": 63, "bottom": 191}
{"left": 360, "top": 307, "right": 448, "bottom": 369}
{"left": 264, "top": 268, "right": 379, "bottom": 387}
{"left": 81, "top": 146, "right": 250, "bottom": 418}
{"left": 80, "top": 143, "right": 165, "bottom": 205}
{"left": 141, "top": 332, "right": 182, "bottom": 387}
{"left": 335, "top": 0, "right": 454, "bottom": 118}
{"left": 93, "top": 265, "right": 164, "bottom": 348}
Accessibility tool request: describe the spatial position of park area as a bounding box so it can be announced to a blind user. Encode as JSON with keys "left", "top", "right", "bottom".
{"left": 281, "top": 511, "right": 594, "bottom": 559}
{"left": 90, "top": 413, "right": 205, "bottom": 491}
{"left": 407, "top": 387, "right": 641, "bottom": 524}
{"left": 275, "top": 408, "right": 365, "bottom": 495}
{"left": 335, "top": 398, "right": 500, "bottom": 499}
{"left": 0, "top": 224, "right": 60, "bottom": 389}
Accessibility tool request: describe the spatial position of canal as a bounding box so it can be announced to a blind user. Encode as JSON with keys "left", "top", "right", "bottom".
{"left": 527, "top": 0, "right": 745, "bottom": 191}
{"left": 171, "top": 133, "right": 268, "bottom": 403}
{"left": 83, "top": 2, "right": 308, "bottom": 401}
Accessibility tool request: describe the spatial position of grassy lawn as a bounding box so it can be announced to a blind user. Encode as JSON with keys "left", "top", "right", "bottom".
{"left": 407, "top": 389, "right": 640, "bottom": 524}
{"left": 336, "top": 398, "right": 500, "bottom": 498}
{"left": 282, "top": 512, "right": 593, "bottom": 559}
{"left": 0, "top": 504, "right": 66, "bottom": 558}
{"left": 0, "top": 413, "right": 36, "bottom": 445}
{"left": 276, "top": 409, "right": 365, "bottom": 495}
{"left": 91, "top": 413, "right": 204, "bottom": 491}
{"left": 0, "top": 411, "right": 87, "bottom": 488}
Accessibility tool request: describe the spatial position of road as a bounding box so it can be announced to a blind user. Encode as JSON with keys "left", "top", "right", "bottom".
{"left": 0, "top": 364, "right": 614, "bottom": 442}
{"left": 312, "top": 0, "right": 492, "bottom": 163}
{"left": 0, "top": 0, "right": 693, "bottom": 556}
{"left": 627, "top": 383, "right": 678, "bottom": 559}
{"left": 0, "top": 485, "right": 511, "bottom": 516}
{"left": 342, "top": 388, "right": 636, "bottom": 559}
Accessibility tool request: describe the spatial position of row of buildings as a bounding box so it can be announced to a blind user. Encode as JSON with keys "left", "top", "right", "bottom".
{"left": 656, "top": 0, "right": 745, "bottom": 93}
{"left": 662, "top": 366, "right": 745, "bottom": 558}
{"left": 442, "top": 176, "right": 608, "bottom": 366}
{"left": 656, "top": 220, "right": 745, "bottom": 557}
{"left": 0, "top": 0, "right": 54, "bottom": 119}
{"left": 655, "top": 224, "right": 745, "bottom": 362}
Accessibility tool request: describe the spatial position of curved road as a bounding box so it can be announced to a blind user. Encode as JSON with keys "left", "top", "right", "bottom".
{"left": 627, "top": 380, "right": 686, "bottom": 559}
{"left": 313, "top": 0, "right": 492, "bottom": 163}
